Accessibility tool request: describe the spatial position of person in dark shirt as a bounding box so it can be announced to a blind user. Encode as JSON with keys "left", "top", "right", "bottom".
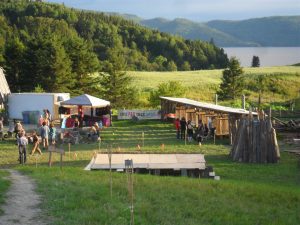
{"left": 174, "top": 118, "right": 180, "bottom": 139}
{"left": 180, "top": 117, "right": 187, "bottom": 140}
{"left": 187, "top": 120, "right": 194, "bottom": 142}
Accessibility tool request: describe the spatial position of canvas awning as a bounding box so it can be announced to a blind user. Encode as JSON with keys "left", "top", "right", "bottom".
{"left": 60, "top": 94, "right": 110, "bottom": 107}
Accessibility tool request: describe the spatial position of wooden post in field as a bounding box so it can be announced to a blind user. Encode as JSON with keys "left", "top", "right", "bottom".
{"left": 68, "top": 143, "right": 71, "bottom": 161}
{"left": 98, "top": 137, "right": 101, "bottom": 152}
{"left": 48, "top": 145, "right": 55, "bottom": 167}
{"left": 185, "top": 129, "right": 187, "bottom": 146}
{"left": 60, "top": 150, "right": 63, "bottom": 171}
{"left": 108, "top": 145, "right": 112, "bottom": 199}
{"left": 35, "top": 154, "right": 38, "bottom": 168}
{"left": 125, "top": 159, "right": 134, "bottom": 225}
{"left": 142, "top": 131, "right": 144, "bottom": 147}
{"left": 213, "top": 132, "right": 216, "bottom": 145}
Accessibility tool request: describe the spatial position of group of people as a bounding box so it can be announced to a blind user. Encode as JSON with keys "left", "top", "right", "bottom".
{"left": 174, "top": 117, "right": 211, "bottom": 145}
{"left": 14, "top": 114, "right": 56, "bottom": 164}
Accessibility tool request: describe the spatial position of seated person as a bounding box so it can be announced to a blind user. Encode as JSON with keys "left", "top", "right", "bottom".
{"left": 94, "top": 122, "right": 100, "bottom": 137}
{"left": 88, "top": 125, "right": 99, "bottom": 142}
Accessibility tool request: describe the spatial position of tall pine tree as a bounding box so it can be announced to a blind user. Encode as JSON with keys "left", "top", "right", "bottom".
{"left": 100, "top": 50, "right": 137, "bottom": 108}
{"left": 217, "top": 57, "right": 244, "bottom": 100}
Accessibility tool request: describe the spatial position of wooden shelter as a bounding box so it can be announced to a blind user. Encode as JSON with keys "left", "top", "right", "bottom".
{"left": 160, "top": 97, "right": 257, "bottom": 143}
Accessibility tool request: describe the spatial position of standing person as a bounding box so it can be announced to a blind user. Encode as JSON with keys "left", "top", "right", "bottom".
{"left": 174, "top": 118, "right": 180, "bottom": 139}
{"left": 187, "top": 120, "right": 194, "bottom": 142}
{"left": 38, "top": 115, "right": 44, "bottom": 126}
{"left": 40, "top": 121, "right": 50, "bottom": 150}
{"left": 17, "top": 131, "right": 28, "bottom": 164}
{"left": 14, "top": 120, "right": 23, "bottom": 138}
{"left": 73, "top": 117, "right": 80, "bottom": 130}
{"left": 180, "top": 117, "right": 187, "bottom": 140}
{"left": 204, "top": 124, "right": 209, "bottom": 137}
{"left": 49, "top": 123, "right": 56, "bottom": 145}
{"left": 46, "top": 109, "right": 52, "bottom": 122}
{"left": 94, "top": 122, "right": 100, "bottom": 137}
{"left": 30, "top": 131, "right": 42, "bottom": 155}
{"left": 196, "top": 121, "right": 205, "bottom": 146}
{"left": 78, "top": 106, "right": 84, "bottom": 127}
{"left": 43, "top": 109, "right": 50, "bottom": 126}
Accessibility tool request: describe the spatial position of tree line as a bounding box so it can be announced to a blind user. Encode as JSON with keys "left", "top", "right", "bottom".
{"left": 0, "top": 0, "right": 228, "bottom": 108}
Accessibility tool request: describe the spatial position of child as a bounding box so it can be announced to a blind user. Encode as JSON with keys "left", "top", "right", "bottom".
{"left": 30, "top": 131, "right": 42, "bottom": 155}
{"left": 17, "top": 131, "right": 28, "bottom": 164}
{"left": 49, "top": 123, "right": 56, "bottom": 145}
{"left": 40, "top": 121, "right": 50, "bottom": 149}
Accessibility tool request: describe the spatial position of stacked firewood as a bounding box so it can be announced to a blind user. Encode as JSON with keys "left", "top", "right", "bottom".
{"left": 230, "top": 111, "right": 280, "bottom": 163}
{"left": 272, "top": 117, "right": 300, "bottom": 132}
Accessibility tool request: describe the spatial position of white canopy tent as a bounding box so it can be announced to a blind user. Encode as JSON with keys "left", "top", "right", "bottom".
{"left": 59, "top": 94, "right": 111, "bottom": 127}
{"left": 60, "top": 94, "right": 110, "bottom": 107}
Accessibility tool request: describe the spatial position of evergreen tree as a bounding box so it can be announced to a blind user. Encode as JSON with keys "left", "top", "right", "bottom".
{"left": 217, "top": 57, "right": 244, "bottom": 100}
{"left": 100, "top": 50, "right": 136, "bottom": 108}
{"left": 65, "top": 37, "right": 100, "bottom": 95}
{"left": 3, "top": 37, "right": 25, "bottom": 92}
{"left": 252, "top": 55, "right": 260, "bottom": 67}
{"left": 22, "top": 36, "right": 74, "bottom": 92}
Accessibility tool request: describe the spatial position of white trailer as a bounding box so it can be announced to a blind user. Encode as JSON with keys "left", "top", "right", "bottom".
{"left": 8, "top": 93, "right": 70, "bottom": 122}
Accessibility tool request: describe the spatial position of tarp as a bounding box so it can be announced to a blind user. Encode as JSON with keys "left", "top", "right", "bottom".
{"left": 60, "top": 94, "right": 110, "bottom": 107}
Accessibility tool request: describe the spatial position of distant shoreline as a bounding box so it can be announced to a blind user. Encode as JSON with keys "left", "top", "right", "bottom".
{"left": 223, "top": 47, "right": 300, "bottom": 67}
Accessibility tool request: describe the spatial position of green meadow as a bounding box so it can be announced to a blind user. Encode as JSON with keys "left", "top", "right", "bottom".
{"left": 129, "top": 66, "right": 300, "bottom": 107}
{"left": 0, "top": 120, "right": 300, "bottom": 224}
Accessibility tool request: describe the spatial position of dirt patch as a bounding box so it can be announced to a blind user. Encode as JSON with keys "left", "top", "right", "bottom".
{"left": 0, "top": 169, "right": 47, "bottom": 225}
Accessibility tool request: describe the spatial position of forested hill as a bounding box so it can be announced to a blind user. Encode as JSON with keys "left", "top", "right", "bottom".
{"left": 120, "top": 15, "right": 300, "bottom": 47}
{"left": 0, "top": 1, "right": 229, "bottom": 89}
{"left": 206, "top": 16, "right": 300, "bottom": 47}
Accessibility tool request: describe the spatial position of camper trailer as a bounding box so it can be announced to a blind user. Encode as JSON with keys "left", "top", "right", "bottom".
{"left": 8, "top": 93, "right": 70, "bottom": 123}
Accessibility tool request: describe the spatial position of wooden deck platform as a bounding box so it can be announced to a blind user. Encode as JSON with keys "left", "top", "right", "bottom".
{"left": 85, "top": 153, "right": 206, "bottom": 173}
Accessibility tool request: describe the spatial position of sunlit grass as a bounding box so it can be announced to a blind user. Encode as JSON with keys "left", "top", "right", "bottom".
{"left": 129, "top": 66, "right": 300, "bottom": 105}
{"left": 1, "top": 120, "right": 300, "bottom": 224}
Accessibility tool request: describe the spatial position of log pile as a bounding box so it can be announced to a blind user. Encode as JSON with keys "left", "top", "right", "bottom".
{"left": 272, "top": 117, "right": 300, "bottom": 132}
{"left": 230, "top": 111, "right": 280, "bottom": 163}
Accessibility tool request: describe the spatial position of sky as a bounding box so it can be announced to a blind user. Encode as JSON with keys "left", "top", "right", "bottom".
{"left": 47, "top": 0, "right": 300, "bottom": 22}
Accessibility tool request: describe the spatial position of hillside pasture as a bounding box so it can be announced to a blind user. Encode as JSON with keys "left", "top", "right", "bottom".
{"left": 129, "top": 66, "right": 300, "bottom": 107}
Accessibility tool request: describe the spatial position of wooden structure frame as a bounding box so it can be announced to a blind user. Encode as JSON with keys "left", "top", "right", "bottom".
{"left": 160, "top": 97, "right": 257, "bottom": 143}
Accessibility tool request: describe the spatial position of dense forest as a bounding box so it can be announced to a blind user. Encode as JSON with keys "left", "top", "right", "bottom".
{"left": 0, "top": 0, "right": 228, "bottom": 98}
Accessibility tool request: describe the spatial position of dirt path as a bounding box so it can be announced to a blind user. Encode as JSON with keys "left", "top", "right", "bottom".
{"left": 0, "top": 170, "right": 47, "bottom": 225}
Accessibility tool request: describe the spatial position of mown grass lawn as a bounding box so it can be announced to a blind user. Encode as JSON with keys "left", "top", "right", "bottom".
{"left": 1, "top": 120, "right": 300, "bottom": 225}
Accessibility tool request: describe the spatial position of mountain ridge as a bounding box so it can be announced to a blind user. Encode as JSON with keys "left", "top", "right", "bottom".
{"left": 113, "top": 14, "right": 300, "bottom": 47}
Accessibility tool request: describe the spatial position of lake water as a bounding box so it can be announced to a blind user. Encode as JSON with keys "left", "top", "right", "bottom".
{"left": 224, "top": 47, "right": 300, "bottom": 67}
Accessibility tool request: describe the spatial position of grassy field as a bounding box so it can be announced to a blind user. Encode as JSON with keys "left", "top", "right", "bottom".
{"left": 129, "top": 66, "right": 300, "bottom": 107}
{"left": 0, "top": 170, "right": 10, "bottom": 215}
{"left": 1, "top": 120, "right": 300, "bottom": 224}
